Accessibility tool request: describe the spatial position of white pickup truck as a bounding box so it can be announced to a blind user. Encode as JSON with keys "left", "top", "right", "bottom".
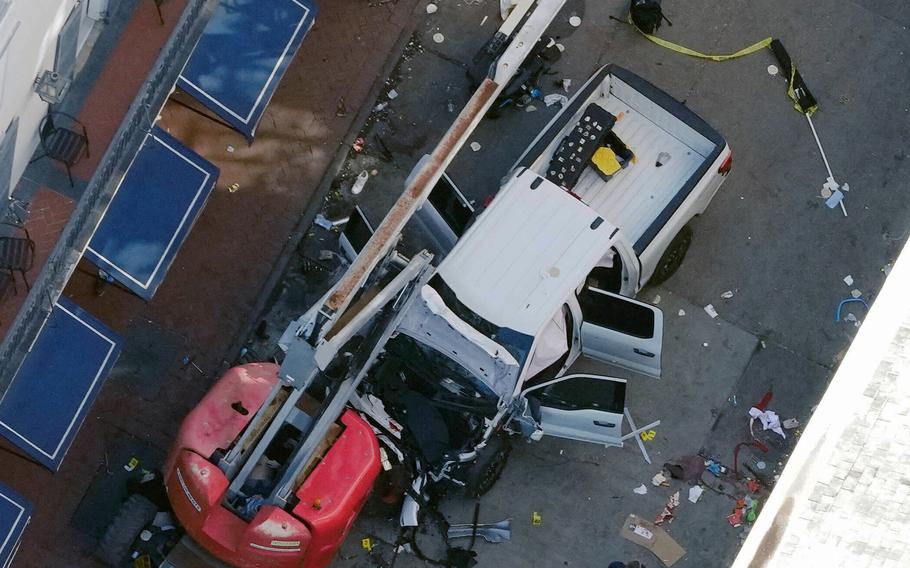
{"left": 321, "top": 64, "right": 734, "bottom": 496}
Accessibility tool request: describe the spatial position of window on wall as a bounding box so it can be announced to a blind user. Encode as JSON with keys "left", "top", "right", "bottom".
{"left": 55, "top": 3, "right": 85, "bottom": 82}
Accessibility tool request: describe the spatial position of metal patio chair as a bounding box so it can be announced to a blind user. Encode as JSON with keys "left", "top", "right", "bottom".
{"left": 0, "top": 222, "right": 36, "bottom": 294}
{"left": 29, "top": 111, "right": 90, "bottom": 187}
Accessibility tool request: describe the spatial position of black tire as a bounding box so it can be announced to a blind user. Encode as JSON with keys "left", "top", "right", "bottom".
{"left": 95, "top": 494, "right": 158, "bottom": 567}
{"left": 463, "top": 434, "right": 512, "bottom": 498}
{"left": 649, "top": 225, "right": 693, "bottom": 286}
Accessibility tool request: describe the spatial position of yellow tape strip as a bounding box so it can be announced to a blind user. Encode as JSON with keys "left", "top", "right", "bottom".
{"left": 629, "top": 16, "right": 772, "bottom": 62}
{"left": 787, "top": 63, "right": 818, "bottom": 116}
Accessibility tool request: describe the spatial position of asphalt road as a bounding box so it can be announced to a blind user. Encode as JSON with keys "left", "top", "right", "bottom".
{"left": 257, "top": 0, "right": 910, "bottom": 566}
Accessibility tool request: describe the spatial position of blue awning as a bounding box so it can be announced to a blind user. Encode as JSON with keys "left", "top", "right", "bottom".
{"left": 84, "top": 127, "right": 219, "bottom": 300}
{"left": 177, "top": 0, "right": 318, "bottom": 140}
{"left": 0, "top": 482, "right": 31, "bottom": 568}
{"left": 0, "top": 298, "right": 122, "bottom": 471}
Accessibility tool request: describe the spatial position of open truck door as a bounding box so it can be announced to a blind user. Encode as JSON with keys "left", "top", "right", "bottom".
{"left": 523, "top": 373, "right": 627, "bottom": 444}
{"left": 577, "top": 286, "right": 663, "bottom": 378}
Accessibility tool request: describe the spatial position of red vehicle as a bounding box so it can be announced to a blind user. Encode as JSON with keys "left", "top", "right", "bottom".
{"left": 97, "top": 363, "right": 380, "bottom": 568}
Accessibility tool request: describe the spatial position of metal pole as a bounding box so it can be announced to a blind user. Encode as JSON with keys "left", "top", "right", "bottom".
{"left": 805, "top": 113, "right": 847, "bottom": 217}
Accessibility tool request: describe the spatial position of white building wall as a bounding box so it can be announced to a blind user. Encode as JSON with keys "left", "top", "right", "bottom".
{"left": 0, "top": 0, "right": 106, "bottom": 202}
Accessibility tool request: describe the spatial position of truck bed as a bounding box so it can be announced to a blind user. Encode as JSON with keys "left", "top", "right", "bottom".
{"left": 514, "top": 65, "right": 724, "bottom": 253}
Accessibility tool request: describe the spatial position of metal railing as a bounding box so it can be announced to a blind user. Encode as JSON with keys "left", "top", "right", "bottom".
{"left": 0, "top": 0, "right": 218, "bottom": 393}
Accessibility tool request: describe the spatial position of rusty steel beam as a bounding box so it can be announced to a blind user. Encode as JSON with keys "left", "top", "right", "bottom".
{"left": 314, "top": 0, "right": 566, "bottom": 341}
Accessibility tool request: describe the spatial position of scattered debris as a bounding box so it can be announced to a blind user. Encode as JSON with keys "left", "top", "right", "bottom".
{"left": 654, "top": 491, "right": 679, "bottom": 526}
{"left": 727, "top": 508, "right": 743, "bottom": 528}
{"left": 843, "top": 274, "right": 853, "bottom": 286}
{"left": 568, "top": 15, "right": 582, "bottom": 27}
{"left": 728, "top": 394, "right": 737, "bottom": 406}
{"left": 543, "top": 93, "right": 569, "bottom": 108}
{"left": 525, "top": 104, "right": 538, "bottom": 112}
{"left": 314, "top": 213, "right": 349, "bottom": 231}
{"left": 720, "top": 290, "right": 735, "bottom": 299}
{"left": 227, "top": 182, "right": 240, "bottom": 193}
{"left": 656, "top": 151, "right": 671, "bottom": 167}
{"left": 728, "top": 496, "right": 760, "bottom": 528}
{"left": 882, "top": 263, "right": 893, "bottom": 276}
{"left": 351, "top": 170, "right": 370, "bottom": 195}
{"left": 705, "top": 459, "right": 728, "bottom": 477}
{"left": 767, "top": 64, "right": 778, "bottom": 76}
{"left": 226, "top": 145, "right": 235, "bottom": 153}
{"left": 620, "top": 514, "right": 686, "bottom": 567}
{"left": 561, "top": 78, "right": 572, "bottom": 91}
{"left": 677, "top": 309, "right": 686, "bottom": 316}
{"left": 850, "top": 289, "right": 862, "bottom": 299}
{"left": 370, "top": 169, "right": 379, "bottom": 176}
{"left": 426, "top": 3, "right": 437, "bottom": 14}
{"left": 480, "top": 15, "right": 488, "bottom": 26}
{"left": 835, "top": 297, "right": 868, "bottom": 322}
{"left": 470, "top": 141, "right": 482, "bottom": 152}
{"left": 352, "top": 137, "right": 365, "bottom": 152}
{"left": 749, "top": 407, "right": 786, "bottom": 438}
{"left": 633, "top": 484, "right": 648, "bottom": 495}
{"left": 433, "top": 32, "right": 445, "bottom": 43}
{"left": 651, "top": 471, "right": 670, "bottom": 487}
{"left": 531, "top": 511, "right": 542, "bottom": 526}
{"left": 687, "top": 485, "right": 704, "bottom": 503}
{"left": 704, "top": 304, "right": 718, "bottom": 319}
{"left": 652, "top": 294, "right": 661, "bottom": 304}
{"left": 702, "top": 342, "right": 709, "bottom": 347}
{"left": 783, "top": 418, "right": 799, "bottom": 429}
{"left": 746, "top": 479, "right": 762, "bottom": 493}
{"left": 387, "top": 88, "right": 399, "bottom": 100}
{"left": 335, "top": 97, "right": 348, "bottom": 117}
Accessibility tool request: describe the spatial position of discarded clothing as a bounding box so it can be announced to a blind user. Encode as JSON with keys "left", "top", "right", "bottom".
{"left": 749, "top": 407, "right": 786, "bottom": 438}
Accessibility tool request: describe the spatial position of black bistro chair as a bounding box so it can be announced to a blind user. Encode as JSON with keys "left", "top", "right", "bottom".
{"left": 29, "top": 111, "right": 90, "bottom": 187}
{"left": 0, "top": 222, "right": 36, "bottom": 295}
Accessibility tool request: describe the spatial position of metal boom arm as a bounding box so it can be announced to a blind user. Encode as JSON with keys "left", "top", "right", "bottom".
{"left": 304, "top": 0, "right": 566, "bottom": 344}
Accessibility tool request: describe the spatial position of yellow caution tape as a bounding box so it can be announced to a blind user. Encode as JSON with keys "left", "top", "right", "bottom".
{"left": 629, "top": 16, "right": 772, "bottom": 62}
{"left": 787, "top": 64, "right": 818, "bottom": 116}
{"left": 627, "top": 17, "right": 816, "bottom": 115}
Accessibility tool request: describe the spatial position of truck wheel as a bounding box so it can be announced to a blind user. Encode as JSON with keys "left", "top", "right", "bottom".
{"left": 649, "top": 225, "right": 693, "bottom": 285}
{"left": 95, "top": 494, "right": 158, "bottom": 566}
{"left": 464, "top": 434, "right": 512, "bottom": 498}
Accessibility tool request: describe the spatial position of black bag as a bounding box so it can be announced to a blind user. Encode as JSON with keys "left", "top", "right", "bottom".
{"left": 630, "top": 0, "right": 664, "bottom": 34}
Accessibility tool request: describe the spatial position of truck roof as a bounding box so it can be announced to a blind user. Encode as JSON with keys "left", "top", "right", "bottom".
{"left": 437, "top": 168, "right": 616, "bottom": 336}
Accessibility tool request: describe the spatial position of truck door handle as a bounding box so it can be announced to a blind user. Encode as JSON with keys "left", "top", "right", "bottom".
{"left": 593, "top": 420, "right": 616, "bottom": 428}
{"left": 633, "top": 348, "right": 655, "bottom": 358}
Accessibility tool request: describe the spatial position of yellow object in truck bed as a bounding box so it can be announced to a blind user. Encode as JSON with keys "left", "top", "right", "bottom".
{"left": 592, "top": 147, "right": 622, "bottom": 177}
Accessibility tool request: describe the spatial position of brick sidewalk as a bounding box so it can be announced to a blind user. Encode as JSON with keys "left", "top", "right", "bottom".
{"left": 4, "top": 1, "right": 420, "bottom": 566}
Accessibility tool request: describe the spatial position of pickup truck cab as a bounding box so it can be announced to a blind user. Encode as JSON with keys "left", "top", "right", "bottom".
{"left": 348, "top": 65, "right": 733, "bottom": 496}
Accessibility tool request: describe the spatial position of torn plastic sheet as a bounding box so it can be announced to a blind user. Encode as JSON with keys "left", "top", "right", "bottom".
{"left": 447, "top": 519, "right": 512, "bottom": 543}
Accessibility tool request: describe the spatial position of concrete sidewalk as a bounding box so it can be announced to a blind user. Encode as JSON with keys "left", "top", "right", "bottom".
{"left": 3, "top": 1, "right": 422, "bottom": 566}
